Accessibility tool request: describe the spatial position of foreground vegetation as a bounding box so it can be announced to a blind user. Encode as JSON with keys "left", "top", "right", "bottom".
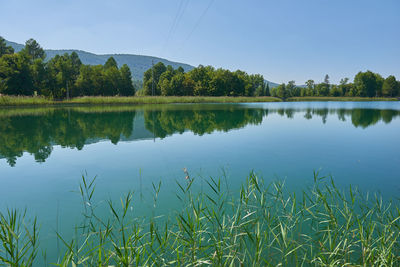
{"left": 1, "top": 172, "right": 399, "bottom": 266}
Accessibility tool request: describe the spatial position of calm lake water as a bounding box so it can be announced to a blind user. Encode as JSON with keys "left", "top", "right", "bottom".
{"left": 1, "top": 101, "right": 400, "bottom": 263}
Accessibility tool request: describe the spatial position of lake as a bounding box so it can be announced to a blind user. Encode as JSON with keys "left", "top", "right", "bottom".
{"left": 1, "top": 101, "right": 400, "bottom": 263}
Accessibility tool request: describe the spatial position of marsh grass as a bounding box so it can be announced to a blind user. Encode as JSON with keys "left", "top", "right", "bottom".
{"left": 1, "top": 95, "right": 397, "bottom": 107}
{"left": 0, "top": 96, "right": 281, "bottom": 107}
{"left": 1, "top": 171, "right": 399, "bottom": 266}
{"left": 68, "top": 96, "right": 282, "bottom": 105}
{"left": 0, "top": 96, "right": 54, "bottom": 106}
{"left": 0, "top": 209, "right": 39, "bottom": 266}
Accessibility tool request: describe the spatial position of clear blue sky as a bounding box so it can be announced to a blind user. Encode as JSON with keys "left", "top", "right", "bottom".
{"left": 1, "top": 0, "right": 399, "bottom": 84}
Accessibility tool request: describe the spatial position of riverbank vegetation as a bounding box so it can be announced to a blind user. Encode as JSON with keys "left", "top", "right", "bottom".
{"left": 0, "top": 95, "right": 281, "bottom": 106}
{"left": 1, "top": 172, "right": 399, "bottom": 266}
{"left": 2, "top": 37, "right": 400, "bottom": 102}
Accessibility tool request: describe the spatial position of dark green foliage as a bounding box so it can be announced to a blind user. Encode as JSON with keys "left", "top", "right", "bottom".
{"left": 104, "top": 56, "right": 118, "bottom": 69}
{"left": 0, "top": 53, "right": 34, "bottom": 95}
{"left": 382, "top": 75, "right": 399, "bottom": 97}
{"left": 0, "top": 39, "right": 136, "bottom": 98}
{"left": 354, "top": 71, "right": 384, "bottom": 97}
{"left": 0, "top": 36, "right": 14, "bottom": 57}
{"left": 119, "top": 64, "right": 135, "bottom": 96}
{"left": 143, "top": 62, "right": 167, "bottom": 95}
{"left": 21, "top": 38, "right": 45, "bottom": 61}
{"left": 142, "top": 64, "right": 268, "bottom": 97}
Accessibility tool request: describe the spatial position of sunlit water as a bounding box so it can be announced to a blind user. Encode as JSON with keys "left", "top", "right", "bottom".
{"left": 1, "top": 101, "right": 399, "bottom": 264}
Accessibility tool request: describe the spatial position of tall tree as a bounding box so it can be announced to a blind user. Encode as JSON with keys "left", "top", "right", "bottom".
{"left": 0, "top": 53, "right": 33, "bottom": 95}
{"left": 22, "top": 39, "right": 45, "bottom": 61}
{"left": 0, "top": 36, "right": 14, "bottom": 57}
{"left": 119, "top": 64, "right": 135, "bottom": 96}
{"left": 382, "top": 75, "right": 399, "bottom": 97}
{"left": 324, "top": 74, "right": 330, "bottom": 85}
{"left": 305, "top": 80, "right": 315, "bottom": 96}
{"left": 104, "top": 57, "right": 118, "bottom": 69}
{"left": 143, "top": 62, "right": 167, "bottom": 95}
{"left": 47, "top": 53, "right": 81, "bottom": 98}
{"left": 265, "top": 83, "right": 270, "bottom": 96}
{"left": 354, "top": 71, "right": 383, "bottom": 97}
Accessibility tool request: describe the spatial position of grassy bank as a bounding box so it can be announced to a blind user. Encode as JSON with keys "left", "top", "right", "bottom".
{"left": 287, "top": 96, "right": 399, "bottom": 102}
{"left": 0, "top": 96, "right": 281, "bottom": 106}
{"left": 1, "top": 172, "right": 399, "bottom": 266}
{"left": 1, "top": 95, "right": 399, "bottom": 107}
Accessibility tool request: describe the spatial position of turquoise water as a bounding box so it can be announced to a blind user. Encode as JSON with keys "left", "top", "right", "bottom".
{"left": 0, "top": 101, "right": 399, "bottom": 263}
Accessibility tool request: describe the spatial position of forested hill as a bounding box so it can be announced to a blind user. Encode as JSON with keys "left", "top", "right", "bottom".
{"left": 5, "top": 39, "right": 194, "bottom": 81}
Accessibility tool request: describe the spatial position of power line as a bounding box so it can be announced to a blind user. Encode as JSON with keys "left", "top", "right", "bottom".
{"left": 161, "top": 0, "right": 189, "bottom": 55}
{"left": 182, "top": 0, "right": 215, "bottom": 47}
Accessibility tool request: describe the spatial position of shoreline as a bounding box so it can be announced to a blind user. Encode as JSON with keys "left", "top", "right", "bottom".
{"left": 0, "top": 95, "right": 398, "bottom": 107}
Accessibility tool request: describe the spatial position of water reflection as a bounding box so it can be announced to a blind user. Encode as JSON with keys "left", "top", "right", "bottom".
{"left": 0, "top": 104, "right": 399, "bottom": 166}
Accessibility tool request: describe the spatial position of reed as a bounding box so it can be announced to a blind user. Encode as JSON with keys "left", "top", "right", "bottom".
{"left": 1, "top": 171, "right": 399, "bottom": 266}
{"left": 0, "top": 96, "right": 281, "bottom": 107}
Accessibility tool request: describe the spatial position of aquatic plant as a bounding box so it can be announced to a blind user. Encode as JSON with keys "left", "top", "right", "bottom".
{"left": 1, "top": 171, "right": 399, "bottom": 266}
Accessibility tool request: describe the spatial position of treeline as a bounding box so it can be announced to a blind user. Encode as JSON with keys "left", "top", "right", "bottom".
{"left": 142, "top": 63, "right": 400, "bottom": 98}
{"left": 2, "top": 36, "right": 399, "bottom": 99}
{"left": 0, "top": 37, "right": 135, "bottom": 98}
{"left": 271, "top": 74, "right": 400, "bottom": 98}
{"left": 142, "top": 62, "right": 270, "bottom": 96}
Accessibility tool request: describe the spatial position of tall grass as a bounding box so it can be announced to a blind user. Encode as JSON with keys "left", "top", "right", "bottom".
{"left": 1, "top": 95, "right": 397, "bottom": 107}
{"left": 0, "top": 96, "right": 281, "bottom": 107}
{"left": 0, "top": 209, "right": 39, "bottom": 266}
{"left": 1, "top": 171, "right": 399, "bottom": 266}
{"left": 0, "top": 95, "right": 54, "bottom": 106}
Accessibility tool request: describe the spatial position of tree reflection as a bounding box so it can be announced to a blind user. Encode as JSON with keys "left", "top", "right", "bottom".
{"left": 0, "top": 105, "right": 399, "bottom": 166}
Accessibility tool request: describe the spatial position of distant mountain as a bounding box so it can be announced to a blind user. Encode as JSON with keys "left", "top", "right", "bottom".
{"left": 5, "top": 40, "right": 194, "bottom": 81}
{"left": 5, "top": 39, "right": 279, "bottom": 86}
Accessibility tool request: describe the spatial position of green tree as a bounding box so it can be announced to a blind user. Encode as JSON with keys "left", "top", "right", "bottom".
{"left": 330, "top": 85, "right": 342, "bottom": 96}
{"left": 305, "top": 80, "right": 315, "bottom": 96}
{"left": 286, "top": 81, "right": 299, "bottom": 97}
{"left": 382, "top": 75, "right": 399, "bottom": 97}
{"left": 265, "top": 83, "right": 270, "bottom": 96}
{"left": 276, "top": 83, "right": 287, "bottom": 98}
{"left": 354, "top": 71, "right": 383, "bottom": 97}
{"left": 119, "top": 64, "right": 135, "bottom": 96}
{"left": 143, "top": 62, "right": 167, "bottom": 95}
{"left": 182, "top": 75, "right": 195, "bottom": 96}
{"left": 324, "top": 74, "right": 330, "bottom": 85}
{"left": 21, "top": 38, "right": 45, "bottom": 61}
{"left": 0, "top": 53, "right": 33, "bottom": 95}
{"left": 47, "top": 53, "right": 81, "bottom": 98}
{"left": 316, "top": 83, "right": 330, "bottom": 96}
{"left": 104, "top": 57, "right": 118, "bottom": 69}
{"left": 0, "top": 36, "right": 14, "bottom": 57}
{"left": 31, "top": 58, "right": 48, "bottom": 95}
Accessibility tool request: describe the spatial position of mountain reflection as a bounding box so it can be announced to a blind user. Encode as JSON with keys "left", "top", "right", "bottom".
{"left": 0, "top": 105, "right": 399, "bottom": 166}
